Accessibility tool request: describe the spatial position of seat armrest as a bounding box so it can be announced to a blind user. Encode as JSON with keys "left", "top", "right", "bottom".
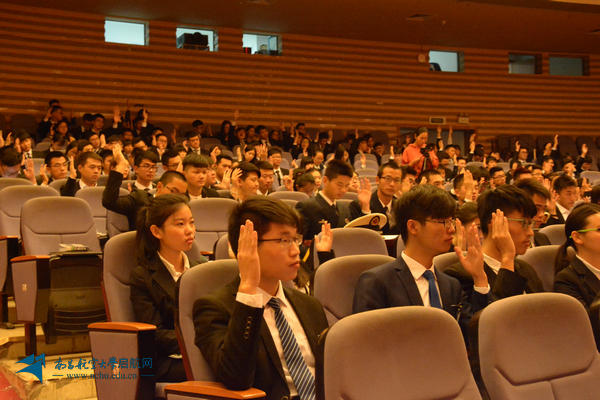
{"left": 88, "top": 321, "right": 156, "bottom": 332}
{"left": 11, "top": 255, "right": 51, "bottom": 263}
{"left": 164, "top": 381, "right": 266, "bottom": 399}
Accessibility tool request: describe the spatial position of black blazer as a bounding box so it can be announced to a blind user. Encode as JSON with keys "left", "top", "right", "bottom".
{"left": 555, "top": 256, "right": 600, "bottom": 312}
{"left": 193, "top": 277, "right": 329, "bottom": 400}
{"left": 348, "top": 191, "right": 399, "bottom": 235}
{"left": 353, "top": 257, "right": 488, "bottom": 327}
{"left": 60, "top": 177, "right": 81, "bottom": 197}
{"left": 296, "top": 193, "right": 344, "bottom": 240}
{"left": 130, "top": 255, "right": 206, "bottom": 379}
{"left": 444, "top": 259, "right": 544, "bottom": 303}
{"left": 102, "top": 170, "right": 153, "bottom": 230}
{"left": 544, "top": 210, "right": 566, "bottom": 227}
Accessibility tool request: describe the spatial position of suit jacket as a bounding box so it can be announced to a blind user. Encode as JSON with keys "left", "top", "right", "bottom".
{"left": 444, "top": 259, "right": 544, "bottom": 303}
{"left": 348, "top": 191, "right": 399, "bottom": 235}
{"left": 193, "top": 277, "right": 329, "bottom": 400}
{"left": 130, "top": 255, "right": 206, "bottom": 379}
{"left": 102, "top": 170, "right": 153, "bottom": 230}
{"left": 352, "top": 257, "right": 488, "bottom": 328}
{"left": 272, "top": 168, "right": 289, "bottom": 190}
{"left": 543, "top": 210, "right": 565, "bottom": 227}
{"left": 60, "top": 177, "right": 81, "bottom": 197}
{"left": 555, "top": 256, "right": 600, "bottom": 312}
{"left": 296, "top": 193, "right": 344, "bottom": 240}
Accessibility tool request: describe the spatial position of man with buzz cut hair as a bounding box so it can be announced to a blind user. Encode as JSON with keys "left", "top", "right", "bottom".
{"left": 182, "top": 154, "right": 219, "bottom": 200}
{"left": 545, "top": 174, "right": 579, "bottom": 225}
{"left": 60, "top": 151, "right": 102, "bottom": 196}
{"left": 296, "top": 159, "right": 354, "bottom": 240}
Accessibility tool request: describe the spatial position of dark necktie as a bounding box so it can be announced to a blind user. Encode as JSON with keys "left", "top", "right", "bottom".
{"left": 276, "top": 170, "right": 282, "bottom": 186}
{"left": 422, "top": 270, "right": 442, "bottom": 309}
{"left": 267, "top": 297, "right": 315, "bottom": 400}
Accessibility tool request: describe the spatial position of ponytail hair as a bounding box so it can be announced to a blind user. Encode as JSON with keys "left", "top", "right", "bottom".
{"left": 554, "top": 203, "right": 600, "bottom": 274}
{"left": 135, "top": 194, "right": 190, "bottom": 266}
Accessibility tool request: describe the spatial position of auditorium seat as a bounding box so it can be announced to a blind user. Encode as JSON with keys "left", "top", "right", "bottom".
{"left": 516, "top": 245, "right": 559, "bottom": 292}
{"left": 0, "top": 177, "right": 33, "bottom": 191}
{"left": 324, "top": 307, "right": 482, "bottom": 399}
{"left": 581, "top": 171, "right": 600, "bottom": 185}
{"left": 213, "top": 234, "right": 231, "bottom": 260}
{"left": 354, "top": 160, "right": 378, "bottom": 171}
{"left": 341, "top": 191, "right": 358, "bottom": 201}
{"left": 538, "top": 224, "right": 566, "bottom": 246}
{"left": 479, "top": 293, "right": 600, "bottom": 400}
{"left": 189, "top": 198, "right": 237, "bottom": 253}
{"left": 75, "top": 187, "right": 111, "bottom": 235}
{"left": 314, "top": 254, "right": 393, "bottom": 325}
{"left": 268, "top": 190, "right": 310, "bottom": 202}
{"left": 48, "top": 178, "right": 67, "bottom": 192}
{"left": 434, "top": 251, "right": 460, "bottom": 272}
{"left": 330, "top": 227, "right": 388, "bottom": 257}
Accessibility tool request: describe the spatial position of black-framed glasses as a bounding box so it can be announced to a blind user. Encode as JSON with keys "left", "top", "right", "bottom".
{"left": 380, "top": 176, "right": 401, "bottom": 183}
{"left": 507, "top": 217, "right": 535, "bottom": 230}
{"left": 139, "top": 163, "right": 157, "bottom": 170}
{"left": 259, "top": 234, "right": 303, "bottom": 249}
{"left": 425, "top": 218, "right": 456, "bottom": 230}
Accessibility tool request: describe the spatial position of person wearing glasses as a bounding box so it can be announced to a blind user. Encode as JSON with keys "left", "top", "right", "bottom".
{"left": 131, "top": 150, "right": 159, "bottom": 192}
{"left": 194, "top": 197, "right": 332, "bottom": 400}
{"left": 445, "top": 185, "right": 544, "bottom": 302}
{"left": 42, "top": 151, "right": 69, "bottom": 184}
{"left": 348, "top": 162, "right": 402, "bottom": 234}
{"left": 352, "top": 185, "right": 489, "bottom": 327}
{"left": 102, "top": 145, "right": 188, "bottom": 230}
{"left": 554, "top": 203, "right": 600, "bottom": 315}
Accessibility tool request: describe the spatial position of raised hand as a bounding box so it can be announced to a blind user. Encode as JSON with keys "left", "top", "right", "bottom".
{"left": 454, "top": 220, "right": 487, "bottom": 287}
{"left": 237, "top": 220, "right": 261, "bottom": 294}
{"left": 582, "top": 143, "right": 588, "bottom": 156}
{"left": 490, "top": 210, "right": 515, "bottom": 270}
{"left": 314, "top": 222, "right": 333, "bottom": 252}
{"left": 113, "top": 105, "right": 121, "bottom": 124}
{"left": 357, "top": 178, "right": 372, "bottom": 212}
{"left": 23, "top": 158, "right": 36, "bottom": 184}
{"left": 39, "top": 163, "right": 49, "bottom": 185}
{"left": 230, "top": 168, "right": 242, "bottom": 188}
{"left": 515, "top": 140, "right": 521, "bottom": 152}
{"left": 68, "top": 156, "right": 77, "bottom": 179}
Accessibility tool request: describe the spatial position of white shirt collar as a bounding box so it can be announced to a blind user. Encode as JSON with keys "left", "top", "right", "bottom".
{"left": 79, "top": 180, "right": 96, "bottom": 189}
{"left": 135, "top": 180, "right": 154, "bottom": 191}
{"left": 258, "top": 281, "right": 287, "bottom": 308}
{"left": 318, "top": 191, "right": 335, "bottom": 206}
{"left": 401, "top": 251, "right": 434, "bottom": 281}
{"left": 483, "top": 253, "right": 501, "bottom": 274}
{"left": 157, "top": 251, "right": 190, "bottom": 282}
{"left": 556, "top": 202, "right": 570, "bottom": 220}
{"left": 576, "top": 255, "right": 600, "bottom": 282}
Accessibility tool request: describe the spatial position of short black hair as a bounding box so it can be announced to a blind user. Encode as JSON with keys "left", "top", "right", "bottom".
{"left": 134, "top": 150, "right": 159, "bottom": 167}
{"left": 44, "top": 151, "right": 66, "bottom": 165}
{"left": 228, "top": 197, "right": 301, "bottom": 255}
{"left": 268, "top": 147, "right": 283, "bottom": 157}
{"left": 300, "top": 156, "right": 314, "bottom": 169}
{"left": 417, "top": 169, "right": 442, "bottom": 184}
{"left": 158, "top": 170, "right": 186, "bottom": 185}
{"left": 295, "top": 172, "right": 316, "bottom": 190}
{"left": 161, "top": 149, "right": 180, "bottom": 165}
{"left": 515, "top": 178, "right": 550, "bottom": 200}
{"left": 489, "top": 166, "right": 504, "bottom": 178}
{"left": 477, "top": 185, "right": 536, "bottom": 235}
{"left": 395, "top": 185, "right": 457, "bottom": 243}
{"left": 99, "top": 149, "right": 113, "bottom": 160}
{"left": 591, "top": 185, "right": 600, "bottom": 204}
{"left": 183, "top": 154, "right": 210, "bottom": 169}
{"left": 323, "top": 159, "right": 353, "bottom": 180}
{"left": 513, "top": 167, "right": 532, "bottom": 181}
{"left": 216, "top": 154, "right": 233, "bottom": 164}
{"left": 192, "top": 120, "right": 203, "bottom": 127}
{"left": 237, "top": 161, "right": 261, "bottom": 180}
{"left": 400, "top": 165, "right": 417, "bottom": 180}
{"left": 1, "top": 147, "right": 21, "bottom": 167}
{"left": 256, "top": 160, "right": 273, "bottom": 171}
{"left": 453, "top": 173, "right": 466, "bottom": 190}
{"left": 186, "top": 130, "right": 200, "bottom": 139}
{"left": 456, "top": 202, "right": 479, "bottom": 225}
{"left": 553, "top": 175, "right": 577, "bottom": 193}
{"left": 75, "top": 151, "right": 102, "bottom": 168}
{"left": 377, "top": 161, "right": 400, "bottom": 178}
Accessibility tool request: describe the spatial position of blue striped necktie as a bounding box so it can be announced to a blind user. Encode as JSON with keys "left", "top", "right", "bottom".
{"left": 267, "top": 297, "right": 315, "bottom": 400}
{"left": 423, "top": 270, "right": 442, "bottom": 309}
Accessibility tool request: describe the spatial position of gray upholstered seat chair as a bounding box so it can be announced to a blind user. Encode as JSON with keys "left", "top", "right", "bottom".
{"left": 12, "top": 197, "right": 104, "bottom": 354}
{"left": 324, "top": 307, "right": 482, "bottom": 400}
{"left": 314, "top": 254, "right": 393, "bottom": 325}
{"left": 433, "top": 251, "right": 460, "bottom": 272}
{"left": 330, "top": 227, "right": 388, "bottom": 257}
{"left": 479, "top": 293, "right": 600, "bottom": 400}
{"left": 189, "top": 198, "right": 237, "bottom": 253}
{"left": 268, "top": 190, "right": 310, "bottom": 202}
{"left": 48, "top": 177, "right": 67, "bottom": 192}
{"left": 76, "top": 186, "right": 111, "bottom": 235}
{"left": 0, "top": 177, "right": 33, "bottom": 190}
{"left": 105, "top": 188, "right": 132, "bottom": 237}
{"left": 538, "top": 224, "right": 566, "bottom": 246}
{"left": 516, "top": 245, "right": 559, "bottom": 292}
{"left": 213, "top": 234, "right": 232, "bottom": 260}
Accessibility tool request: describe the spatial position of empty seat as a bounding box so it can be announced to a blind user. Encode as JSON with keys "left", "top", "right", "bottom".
{"left": 314, "top": 254, "right": 393, "bottom": 325}
{"left": 324, "top": 307, "right": 481, "bottom": 400}
{"left": 516, "top": 245, "right": 559, "bottom": 292}
{"left": 0, "top": 177, "right": 33, "bottom": 191}
{"left": 189, "top": 198, "right": 237, "bottom": 253}
{"left": 268, "top": 191, "right": 310, "bottom": 202}
{"left": 330, "top": 227, "right": 388, "bottom": 257}
{"left": 538, "top": 224, "right": 566, "bottom": 245}
{"left": 479, "top": 293, "right": 600, "bottom": 400}
{"left": 0, "top": 185, "right": 58, "bottom": 237}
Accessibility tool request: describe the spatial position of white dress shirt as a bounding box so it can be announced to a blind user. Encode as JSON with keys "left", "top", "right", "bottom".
{"left": 556, "top": 202, "right": 570, "bottom": 221}
{"left": 236, "top": 281, "right": 315, "bottom": 398}
{"left": 157, "top": 251, "right": 190, "bottom": 282}
{"left": 401, "top": 252, "right": 442, "bottom": 307}
{"left": 134, "top": 180, "right": 155, "bottom": 192}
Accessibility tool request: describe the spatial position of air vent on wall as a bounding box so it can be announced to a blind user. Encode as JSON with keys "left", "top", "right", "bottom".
{"left": 429, "top": 116, "right": 446, "bottom": 124}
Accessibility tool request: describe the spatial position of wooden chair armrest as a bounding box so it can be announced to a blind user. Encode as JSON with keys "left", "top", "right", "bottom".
{"left": 88, "top": 321, "right": 156, "bottom": 332}
{"left": 164, "top": 381, "right": 266, "bottom": 399}
{"left": 10, "top": 255, "right": 50, "bottom": 263}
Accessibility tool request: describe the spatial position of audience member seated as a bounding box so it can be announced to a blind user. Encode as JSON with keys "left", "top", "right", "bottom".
{"left": 161, "top": 149, "right": 182, "bottom": 172}
{"left": 417, "top": 168, "right": 444, "bottom": 189}
{"left": 36, "top": 104, "right": 64, "bottom": 142}
{"left": 60, "top": 151, "right": 102, "bottom": 196}
{"left": 445, "top": 185, "right": 543, "bottom": 301}
{"left": 545, "top": 174, "right": 578, "bottom": 225}
{"left": 230, "top": 162, "right": 260, "bottom": 202}
{"left": 293, "top": 172, "right": 316, "bottom": 196}
{"left": 182, "top": 154, "right": 218, "bottom": 200}
{"left": 349, "top": 161, "right": 401, "bottom": 234}
{"left": 514, "top": 178, "right": 551, "bottom": 232}
{"left": 41, "top": 151, "right": 69, "bottom": 184}
{"left": 0, "top": 146, "right": 22, "bottom": 178}
{"left": 554, "top": 203, "right": 600, "bottom": 315}
{"left": 131, "top": 194, "right": 206, "bottom": 382}
{"left": 397, "top": 165, "right": 417, "bottom": 197}
{"left": 132, "top": 150, "right": 159, "bottom": 192}
{"left": 193, "top": 197, "right": 330, "bottom": 400}
{"left": 256, "top": 161, "right": 275, "bottom": 195}
{"left": 296, "top": 159, "right": 353, "bottom": 241}
{"left": 352, "top": 185, "right": 488, "bottom": 329}
{"left": 451, "top": 171, "right": 476, "bottom": 206}
{"left": 268, "top": 148, "right": 287, "bottom": 190}
{"left": 102, "top": 146, "right": 188, "bottom": 230}
{"left": 512, "top": 167, "right": 533, "bottom": 183}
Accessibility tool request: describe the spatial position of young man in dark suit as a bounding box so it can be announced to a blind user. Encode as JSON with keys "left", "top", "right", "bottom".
{"left": 348, "top": 162, "right": 402, "bottom": 234}
{"left": 268, "top": 147, "right": 289, "bottom": 191}
{"left": 60, "top": 151, "right": 102, "bottom": 196}
{"left": 296, "top": 159, "right": 354, "bottom": 241}
{"left": 193, "top": 197, "right": 331, "bottom": 400}
{"left": 545, "top": 174, "right": 578, "bottom": 226}
{"left": 352, "top": 185, "right": 489, "bottom": 324}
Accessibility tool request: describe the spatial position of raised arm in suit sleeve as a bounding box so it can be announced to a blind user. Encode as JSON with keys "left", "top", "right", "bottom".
{"left": 60, "top": 177, "right": 78, "bottom": 196}
{"left": 102, "top": 170, "right": 136, "bottom": 216}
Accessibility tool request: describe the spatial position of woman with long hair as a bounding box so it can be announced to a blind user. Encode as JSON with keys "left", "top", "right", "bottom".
{"left": 554, "top": 203, "right": 600, "bottom": 313}
{"left": 130, "top": 194, "right": 205, "bottom": 381}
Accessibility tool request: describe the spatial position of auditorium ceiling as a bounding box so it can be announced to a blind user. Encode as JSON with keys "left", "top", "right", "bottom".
{"left": 7, "top": 0, "right": 600, "bottom": 53}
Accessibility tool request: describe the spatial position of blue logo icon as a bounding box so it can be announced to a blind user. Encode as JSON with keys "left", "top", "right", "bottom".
{"left": 16, "top": 353, "right": 45, "bottom": 383}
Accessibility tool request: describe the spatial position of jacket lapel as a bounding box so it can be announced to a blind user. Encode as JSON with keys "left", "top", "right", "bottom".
{"left": 394, "top": 258, "right": 424, "bottom": 306}
{"left": 284, "top": 288, "right": 320, "bottom": 354}
{"left": 149, "top": 259, "right": 176, "bottom": 301}
{"left": 572, "top": 258, "right": 600, "bottom": 300}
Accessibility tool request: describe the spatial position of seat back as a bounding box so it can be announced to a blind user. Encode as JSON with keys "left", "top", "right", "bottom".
{"left": 0, "top": 177, "right": 33, "bottom": 191}
{"left": 102, "top": 231, "right": 137, "bottom": 321}
{"left": 189, "top": 198, "right": 237, "bottom": 252}
{"left": 48, "top": 178, "right": 67, "bottom": 192}
{"left": 0, "top": 185, "right": 58, "bottom": 237}
{"left": 177, "top": 259, "right": 239, "bottom": 380}
{"left": 331, "top": 227, "right": 388, "bottom": 257}
{"left": 433, "top": 251, "right": 460, "bottom": 272}
{"left": 516, "top": 245, "right": 559, "bottom": 292}
{"left": 479, "top": 293, "right": 600, "bottom": 400}
{"left": 538, "top": 224, "right": 566, "bottom": 245}
{"left": 213, "top": 234, "right": 232, "bottom": 260}
{"left": 314, "top": 254, "right": 393, "bottom": 325}
{"left": 21, "top": 197, "right": 100, "bottom": 255}
{"left": 395, "top": 235, "right": 405, "bottom": 255}
{"left": 324, "top": 307, "right": 481, "bottom": 400}
{"left": 106, "top": 188, "right": 131, "bottom": 237}
{"left": 76, "top": 187, "right": 110, "bottom": 235}
{"left": 268, "top": 191, "right": 310, "bottom": 202}
{"left": 581, "top": 171, "right": 600, "bottom": 185}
